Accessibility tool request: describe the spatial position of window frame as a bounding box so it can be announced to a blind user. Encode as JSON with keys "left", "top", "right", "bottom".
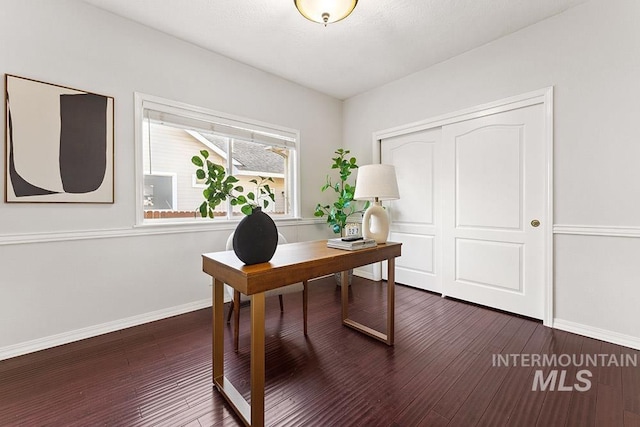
{"left": 134, "top": 93, "right": 301, "bottom": 226}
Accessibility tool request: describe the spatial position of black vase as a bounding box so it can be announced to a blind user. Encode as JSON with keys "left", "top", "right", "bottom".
{"left": 232, "top": 207, "right": 278, "bottom": 265}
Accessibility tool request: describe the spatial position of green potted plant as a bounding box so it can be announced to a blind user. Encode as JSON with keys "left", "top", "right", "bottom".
{"left": 192, "top": 150, "right": 278, "bottom": 265}
{"left": 314, "top": 148, "right": 367, "bottom": 236}
{"left": 314, "top": 149, "right": 369, "bottom": 286}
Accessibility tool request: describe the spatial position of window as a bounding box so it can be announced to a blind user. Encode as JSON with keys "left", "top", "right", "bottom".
{"left": 135, "top": 94, "right": 299, "bottom": 223}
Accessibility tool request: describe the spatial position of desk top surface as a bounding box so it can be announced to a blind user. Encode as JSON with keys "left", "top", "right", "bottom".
{"left": 202, "top": 239, "right": 401, "bottom": 295}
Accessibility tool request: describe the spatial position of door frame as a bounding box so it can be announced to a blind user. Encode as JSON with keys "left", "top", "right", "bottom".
{"left": 371, "top": 87, "right": 554, "bottom": 327}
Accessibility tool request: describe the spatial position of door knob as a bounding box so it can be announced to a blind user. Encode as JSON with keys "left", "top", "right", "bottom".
{"left": 531, "top": 219, "right": 540, "bottom": 227}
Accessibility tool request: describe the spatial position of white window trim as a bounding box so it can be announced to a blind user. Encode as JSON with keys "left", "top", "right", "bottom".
{"left": 134, "top": 92, "right": 301, "bottom": 227}
{"left": 232, "top": 170, "right": 284, "bottom": 179}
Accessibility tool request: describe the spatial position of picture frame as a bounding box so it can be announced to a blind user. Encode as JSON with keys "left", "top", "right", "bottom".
{"left": 5, "top": 74, "right": 114, "bottom": 203}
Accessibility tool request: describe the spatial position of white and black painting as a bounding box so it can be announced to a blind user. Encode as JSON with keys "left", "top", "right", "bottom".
{"left": 5, "top": 74, "right": 114, "bottom": 203}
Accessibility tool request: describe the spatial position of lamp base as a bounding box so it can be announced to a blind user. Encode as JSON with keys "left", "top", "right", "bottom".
{"left": 362, "top": 202, "right": 390, "bottom": 244}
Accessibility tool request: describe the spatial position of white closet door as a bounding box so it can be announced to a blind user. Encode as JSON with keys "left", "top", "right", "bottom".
{"left": 441, "top": 104, "right": 546, "bottom": 319}
{"left": 381, "top": 128, "right": 442, "bottom": 293}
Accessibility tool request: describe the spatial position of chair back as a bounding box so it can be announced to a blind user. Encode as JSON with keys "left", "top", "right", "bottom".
{"left": 225, "top": 232, "right": 300, "bottom": 301}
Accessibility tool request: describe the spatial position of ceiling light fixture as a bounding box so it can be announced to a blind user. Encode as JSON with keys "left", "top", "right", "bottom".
{"left": 294, "top": 0, "right": 358, "bottom": 26}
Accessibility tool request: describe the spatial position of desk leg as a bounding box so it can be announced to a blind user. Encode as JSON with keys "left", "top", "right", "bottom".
{"left": 341, "top": 260, "right": 395, "bottom": 346}
{"left": 387, "top": 258, "right": 395, "bottom": 345}
{"left": 233, "top": 290, "right": 241, "bottom": 352}
{"left": 341, "top": 270, "right": 349, "bottom": 321}
{"left": 212, "top": 278, "right": 224, "bottom": 382}
{"left": 251, "top": 292, "right": 266, "bottom": 427}
{"left": 211, "top": 284, "right": 264, "bottom": 426}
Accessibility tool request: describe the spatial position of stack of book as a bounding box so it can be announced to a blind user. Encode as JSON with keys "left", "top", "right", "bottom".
{"left": 326, "top": 237, "right": 377, "bottom": 251}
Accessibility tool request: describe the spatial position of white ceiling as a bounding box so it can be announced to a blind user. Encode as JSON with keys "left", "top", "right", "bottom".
{"left": 81, "top": 0, "right": 588, "bottom": 100}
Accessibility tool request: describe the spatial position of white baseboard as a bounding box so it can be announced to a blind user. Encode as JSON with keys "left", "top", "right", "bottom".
{"left": 353, "top": 267, "right": 377, "bottom": 281}
{"left": 553, "top": 318, "right": 640, "bottom": 351}
{"left": 0, "top": 299, "right": 212, "bottom": 361}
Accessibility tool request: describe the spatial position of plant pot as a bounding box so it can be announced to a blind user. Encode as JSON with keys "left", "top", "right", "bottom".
{"left": 232, "top": 207, "right": 278, "bottom": 265}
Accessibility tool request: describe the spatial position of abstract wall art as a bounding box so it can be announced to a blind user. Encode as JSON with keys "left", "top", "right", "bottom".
{"left": 4, "top": 74, "right": 114, "bottom": 203}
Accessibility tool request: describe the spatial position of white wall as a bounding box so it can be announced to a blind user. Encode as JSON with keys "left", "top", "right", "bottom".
{"left": 344, "top": 0, "right": 640, "bottom": 348}
{"left": 0, "top": 0, "right": 336, "bottom": 358}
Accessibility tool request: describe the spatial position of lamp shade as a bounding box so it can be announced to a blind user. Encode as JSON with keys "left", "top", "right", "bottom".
{"left": 354, "top": 164, "right": 400, "bottom": 201}
{"left": 294, "top": 0, "right": 358, "bottom": 25}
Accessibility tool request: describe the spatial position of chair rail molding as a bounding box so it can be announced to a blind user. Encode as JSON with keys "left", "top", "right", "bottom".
{"left": 0, "top": 218, "right": 325, "bottom": 246}
{"left": 553, "top": 224, "right": 640, "bottom": 238}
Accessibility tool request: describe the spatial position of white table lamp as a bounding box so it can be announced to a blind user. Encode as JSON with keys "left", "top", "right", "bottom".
{"left": 354, "top": 164, "right": 400, "bottom": 244}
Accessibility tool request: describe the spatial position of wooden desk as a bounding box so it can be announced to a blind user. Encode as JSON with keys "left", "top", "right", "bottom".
{"left": 202, "top": 239, "right": 401, "bottom": 427}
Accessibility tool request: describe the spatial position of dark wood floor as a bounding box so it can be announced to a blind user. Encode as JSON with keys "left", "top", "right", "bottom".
{"left": 1, "top": 276, "right": 639, "bottom": 426}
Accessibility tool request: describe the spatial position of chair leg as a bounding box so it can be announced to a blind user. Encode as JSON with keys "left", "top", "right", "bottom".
{"left": 233, "top": 290, "right": 241, "bottom": 352}
{"left": 231, "top": 287, "right": 307, "bottom": 350}
{"left": 302, "top": 280, "right": 308, "bottom": 336}
{"left": 226, "top": 299, "right": 234, "bottom": 324}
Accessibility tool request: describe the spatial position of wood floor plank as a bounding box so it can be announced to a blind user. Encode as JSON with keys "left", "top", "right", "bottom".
{"left": 429, "top": 349, "right": 494, "bottom": 420}
{"left": 595, "top": 383, "right": 624, "bottom": 427}
{"left": 622, "top": 348, "right": 640, "bottom": 416}
{"left": 495, "top": 328, "right": 569, "bottom": 426}
{"left": 391, "top": 348, "right": 478, "bottom": 425}
{"left": 535, "top": 331, "right": 586, "bottom": 427}
{"left": 0, "top": 276, "right": 634, "bottom": 427}
{"left": 600, "top": 341, "right": 624, "bottom": 388}
{"left": 416, "top": 410, "right": 449, "bottom": 427}
{"left": 446, "top": 313, "right": 537, "bottom": 426}
{"left": 473, "top": 320, "right": 539, "bottom": 427}
{"left": 624, "top": 410, "right": 640, "bottom": 427}
{"left": 386, "top": 306, "right": 490, "bottom": 425}
{"left": 563, "top": 336, "right": 602, "bottom": 427}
